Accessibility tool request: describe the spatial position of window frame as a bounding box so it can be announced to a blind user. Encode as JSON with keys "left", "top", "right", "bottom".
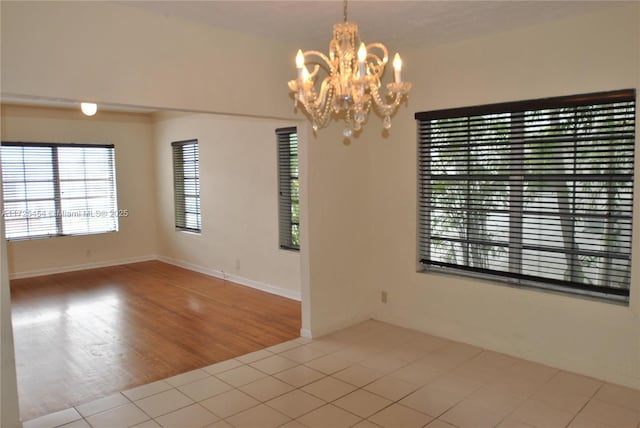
{"left": 276, "top": 127, "right": 300, "bottom": 251}
{"left": 1, "top": 142, "right": 119, "bottom": 240}
{"left": 172, "top": 139, "right": 201, "bottom": 233}
{"left": 416, "top": 89, "right": 635, "bottom": 302}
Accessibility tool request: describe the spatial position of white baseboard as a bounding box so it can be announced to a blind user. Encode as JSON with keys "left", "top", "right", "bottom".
{"left": 9, "top": 255, "right": 158, "bottom": 280}
{"left": 300, "top": 314, "right": 373, "bottom": 339}
{"left": 157, "top": 256, "right": 226, "bottom": 281}
{"left": 10, "top": 254, "right": 302, "bottom": 302}
{"left": 157, "top": 256, "right": 302, "bottom": 301}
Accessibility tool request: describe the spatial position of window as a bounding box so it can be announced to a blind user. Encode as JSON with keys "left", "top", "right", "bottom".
{"left": 417, "top": 89, "right": 635, "bottom": 301}
{"left": 1, "top": 143, "right": 118, "bottom": 240}
{"left": 172, "top": 139, "right": 201, "bottom": 232}
{"left": 276, "top": 127, "right": 300, "bottom": 250}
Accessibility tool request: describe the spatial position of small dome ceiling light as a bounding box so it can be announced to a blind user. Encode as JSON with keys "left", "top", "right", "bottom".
{"left": 80, "top": 102, "right": 98, "bottom": 116}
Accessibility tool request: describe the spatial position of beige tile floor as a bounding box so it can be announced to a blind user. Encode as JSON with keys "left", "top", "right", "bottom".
{"left": 23, "top": 320, "right": 640, "bottom": 428}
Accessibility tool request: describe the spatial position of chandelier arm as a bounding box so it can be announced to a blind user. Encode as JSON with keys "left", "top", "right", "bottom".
{"left": 298, "top": 50, "right": 337, "bottom": 128}
{"left": 312, "top": 77, "right": 332, "bottom": 111}
{"left": 302, "top": 78, "right": 334, "bottom": 129}
{"left": 306, "top": 86, "right": 334, "bottom": 129}
{"left": 365, "top": 43, "right": 389, "bottom": 65}
{"left": 307, "top": 64, "right": 321, "bottom": 81}
{"left": 301, "top": 50, "right": 335, "bottom": 75}
{"left": 369, "top": 83, "right": 404, "bottom": 116}
{"left": 366, "top": 58, "right": 385, "bottom": 79}
{"left": 363, "top": 43, "right": 388, "bottom": 79}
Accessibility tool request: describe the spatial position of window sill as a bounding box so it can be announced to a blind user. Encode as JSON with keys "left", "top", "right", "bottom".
{"left": 6, "top": 230, "right": 118, "bottom": 242}
{"left": 175, "top": 229, "right": 201, "bottom": 236}
{"left": 418, "top": 265, "right": 630, "bottom": 306}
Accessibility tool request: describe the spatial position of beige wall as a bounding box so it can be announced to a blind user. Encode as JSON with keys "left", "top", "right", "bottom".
{"left": 0, "top": 183, "right": 21, "bottom": 428}
{"left": 153, "top": 112, "right": 302, "bottom": 298}
{"left": 0, "top": 3, "right": 638, "bottom": 420}
{"left": 0, "top": 105, "right": 158, "bottom": 277}
{"left": 303, "top": 124, "right": 379, "bottom": 336}
{"left": 0, "top": 1, "right": 21, "bottom": 423}
{"left": 364, "top": 4, "right": 640, "bottom": 389}
{"left": 0, "top": 1, "right": 295, "bottom": 119}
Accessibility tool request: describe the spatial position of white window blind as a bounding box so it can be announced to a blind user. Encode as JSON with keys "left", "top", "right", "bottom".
{"left": 1, "top": 143, "right": 118, "bottom": 240}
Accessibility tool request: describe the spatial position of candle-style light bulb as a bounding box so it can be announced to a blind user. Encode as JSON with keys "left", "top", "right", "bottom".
{"left": 393, "top": 53, "right": 403, "bottom": 83}
{"left": 357, "top": 43, "right": 367, "bottom": 77}
{"left": 298, "top": 63, "right": 309, "bottom": 102}
{"left": 357, "top": 43, "right": 367, "bottom": 63}
{"left": 296, "top": 49, "right": 305, "bottom": 79}
{"left": 296, "top": 50, "right": 305, "bottom": 68}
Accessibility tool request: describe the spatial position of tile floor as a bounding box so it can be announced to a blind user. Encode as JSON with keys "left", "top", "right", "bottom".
{"left": 23, "top": 320, "right": 640, "bottom": 428}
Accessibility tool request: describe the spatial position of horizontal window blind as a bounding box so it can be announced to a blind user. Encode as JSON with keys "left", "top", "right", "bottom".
{"left": 172, "top": 140, "right": 201, "bottom": 232}
{"left": 1, "top": 142, "right": 118, "bottom": 240}
{"left": 416, "top": 89, "right": 635, "bottom": 300}
{"left": 277, "top": 127, "right": 300, "bottom": 250}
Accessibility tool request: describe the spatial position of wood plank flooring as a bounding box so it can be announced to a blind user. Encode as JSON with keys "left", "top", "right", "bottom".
{"left": 10, "top": 261, "right": 301, "bottom": 421}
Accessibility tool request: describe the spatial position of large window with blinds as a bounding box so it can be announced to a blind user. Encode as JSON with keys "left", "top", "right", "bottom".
{"left": 416, "top": 89, "right": 635, "bottom": 301}
{"left": 1, "top": 143, "right": 118, "bottom": 240}
{"left": 172, "top": 139, "right": 201, "bottom": 233}
{"left": 277, "top": 127, "right": 300, "bottom": 250}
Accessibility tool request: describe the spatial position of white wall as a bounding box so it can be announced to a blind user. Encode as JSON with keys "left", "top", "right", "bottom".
{"left": 0, "top": 1, "right": 295, "bottom": 119}
{"left": 303, "top": 127, "right": 378, "bottom": 336}
{"left": 153, "top": 112, "right": 302, "bottom": 299}
{"left": 0, "top": 176, "right": 21, "bottom": 428}
{"left": 0, "top": 105, "right": 158, "bottom": 277}
{"left": 0, "top": 1, "right": 21, "bottom": 422}
{"left": 365, "top": 4, "right": 640, "bottom": 389}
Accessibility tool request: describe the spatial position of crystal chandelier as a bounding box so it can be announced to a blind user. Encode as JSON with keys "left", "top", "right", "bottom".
{"left": 288, "top": 0, "right": 412, "bottom": 137}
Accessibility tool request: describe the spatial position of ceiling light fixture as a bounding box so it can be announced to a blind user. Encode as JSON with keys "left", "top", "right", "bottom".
{"left": 288, "top": 0, "right": 412, "bottom": 137}
{"left": 80, "top": 102, "right": 97, "bottom": 116}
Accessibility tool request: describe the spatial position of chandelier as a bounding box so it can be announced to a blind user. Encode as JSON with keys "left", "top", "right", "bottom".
{"left": 288, "top": 0, "right": 412, "bottom": 137}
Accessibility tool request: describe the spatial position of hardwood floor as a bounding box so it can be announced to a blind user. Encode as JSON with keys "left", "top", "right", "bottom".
{"left": 10, "top": 261, "right": 301, "bottom": 421}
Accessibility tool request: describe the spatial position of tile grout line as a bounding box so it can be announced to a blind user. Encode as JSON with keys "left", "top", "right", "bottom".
{"left": 562, "top": 382, "right": 606, "bottom": 428}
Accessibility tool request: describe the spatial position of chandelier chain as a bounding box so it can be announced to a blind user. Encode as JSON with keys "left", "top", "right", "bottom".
{"left": 343, "top": 0, "right": 348, "bottom": 23}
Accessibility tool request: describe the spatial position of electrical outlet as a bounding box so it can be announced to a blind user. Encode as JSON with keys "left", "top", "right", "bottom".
{"left": 235, "top": 259, "right": 241, "bottom": 270}
{"left": 381, "top": 291, "right": 388, "bottom": 303}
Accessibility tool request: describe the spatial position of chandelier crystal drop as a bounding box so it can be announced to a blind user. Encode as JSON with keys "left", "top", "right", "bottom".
{"left": 288, "top": 0, "right": 411, "bottom": 136}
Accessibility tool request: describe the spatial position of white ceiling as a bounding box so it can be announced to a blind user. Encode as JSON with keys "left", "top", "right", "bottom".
{"left": 122, "top": 1, "right": 620, "bottom": 51}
